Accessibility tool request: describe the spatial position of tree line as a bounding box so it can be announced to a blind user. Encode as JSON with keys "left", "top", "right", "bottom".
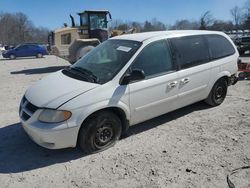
{"left": 111, "top": 0, "right": 250, "bottom": 32}
{"left": 0, "top": 12, "right": 49, "bottom": 45}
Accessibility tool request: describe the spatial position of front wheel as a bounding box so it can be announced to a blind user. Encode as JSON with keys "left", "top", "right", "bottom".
{"left": 36, "top": 53, "right": 43, "bottom": 58}
{"left": 9, "top": 54, "right": 16, "bottom": 59}
{"left": 78, "top": 111, "right": 122, "bottom": 154}
{"left": 205, "top": 78, "right": 228, "bottom": 106}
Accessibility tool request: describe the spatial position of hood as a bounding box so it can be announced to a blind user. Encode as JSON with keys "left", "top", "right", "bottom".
{"left": 25, "top": 70, "right": 99, "bottom": 108}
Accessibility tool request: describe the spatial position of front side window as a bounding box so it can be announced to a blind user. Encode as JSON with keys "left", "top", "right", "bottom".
{"left": 66, "top": 40, "right": 142, "bottom": 84}
{"left": 206, "top": 35, "right": 235, "bottom": 60}
{"left": 17, "top": 45, "right": 28, "bottom": 50}
{"left": 80, "top": 14, "right": 88, "bottom": 25}
{"left": 170, "top": 35, "right": 210, "bottom": 69}
{"left": 131, "top": 40, "right": 174, "bottom": 78}
{"left": 61, "top": 33, "right": 71, "bottom": 45}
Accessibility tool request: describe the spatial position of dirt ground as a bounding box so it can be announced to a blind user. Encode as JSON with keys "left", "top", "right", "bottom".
{"left": 0, "top": 55, "right": 249, "bottom": 188}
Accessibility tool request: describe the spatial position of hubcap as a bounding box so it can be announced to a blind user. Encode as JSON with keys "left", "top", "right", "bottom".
{"left": 215, "top": 86, "right": 223, "bottom": 98}
{"left": 95, "top": 125, "right": 114, "bottom": 148}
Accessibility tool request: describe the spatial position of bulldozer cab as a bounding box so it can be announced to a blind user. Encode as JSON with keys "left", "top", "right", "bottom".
{"left": 48, "top": 10, "right": 112, "bottom": 63}
{"left": 78, "top": 10, "right": 111, "bottom": 42}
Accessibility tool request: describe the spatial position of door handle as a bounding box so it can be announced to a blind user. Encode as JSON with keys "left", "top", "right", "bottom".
{"left": 167, "top": 81, "right": 178, "bottom": 88}
{"left": 180, "top": 78, "right": 190, "bottom": 84}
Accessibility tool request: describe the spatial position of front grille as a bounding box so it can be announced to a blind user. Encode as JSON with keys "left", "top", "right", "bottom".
{"left": 19, "top": 96, "right": 39, "bottom": 121}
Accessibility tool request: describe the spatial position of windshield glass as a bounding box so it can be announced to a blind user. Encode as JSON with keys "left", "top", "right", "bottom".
{"left": 89, "top": 13, "right": 108, "bottom": 30}
{"left": 70, "top": 39, "right": 142, "bottom": 84}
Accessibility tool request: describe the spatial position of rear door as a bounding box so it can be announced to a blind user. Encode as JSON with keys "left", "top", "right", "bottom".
{"left": 128, "top": 40, "right": 179, "bottom": 125}
{"left": 27, "top": 45, "right": 38, "bottom": 56}
{"left": 169, "top": 35, "right": 212, "bottom": 108}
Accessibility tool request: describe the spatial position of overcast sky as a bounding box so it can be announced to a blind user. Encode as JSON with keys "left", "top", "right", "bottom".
{"left": 0, "top": 0, "right": 247, "bottom": 29}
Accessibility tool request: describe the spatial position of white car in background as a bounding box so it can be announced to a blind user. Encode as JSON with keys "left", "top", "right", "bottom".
{"left": 19, "top": 30, "right": 238, "bottom": 153}
{"left": 0, "top": 45, "right": 5, "bottom": 55}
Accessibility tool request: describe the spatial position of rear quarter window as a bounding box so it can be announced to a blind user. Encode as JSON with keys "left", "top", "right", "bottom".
{"left": 206, "top": 35, "right": 235, "bottom": 60}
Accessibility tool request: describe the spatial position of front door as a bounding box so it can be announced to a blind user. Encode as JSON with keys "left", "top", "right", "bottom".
{"left": 128, "top": 40, "right": 179, "bottom": 125}
{"left": 15, "top": 45, "right": 29, "bottom": 57}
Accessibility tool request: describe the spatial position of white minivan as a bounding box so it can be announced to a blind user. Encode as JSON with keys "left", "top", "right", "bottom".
{"left": 19, "top": 31, "right": 238, "bottom": 153}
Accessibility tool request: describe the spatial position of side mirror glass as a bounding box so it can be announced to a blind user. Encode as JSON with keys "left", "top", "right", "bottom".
{"left": 120, "top": 69, "right": 145, "bottom": 85}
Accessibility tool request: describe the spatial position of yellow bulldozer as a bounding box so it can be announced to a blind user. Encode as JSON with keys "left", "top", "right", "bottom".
{"left": 48, "top": 10, "right": 136, "bottom": 64}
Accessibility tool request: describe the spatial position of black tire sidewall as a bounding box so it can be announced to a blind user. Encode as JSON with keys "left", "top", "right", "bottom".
{"left": 79, "top": 111, "right": 122, "bottom": 153}
{"left": 211, "top": 79, "right": 227, "bottom": 105}
{"left": 9, "top": 54, "right": 16, "bottom": 59}
{"left": 37, "top": 53, "right": 42, "bottom": 58}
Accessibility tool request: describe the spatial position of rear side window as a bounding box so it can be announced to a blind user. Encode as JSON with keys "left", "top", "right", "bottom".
{"left": 170, "top": 35, "right": 210, "bottom": 69}
{"left": 206, "top": 35, "right": 235, "bottom": 60}
{"left": 61, "top": 33, "right": 71, "bottom": 45}
{"left": 131, "top": 40, "right": 174, "bottom": 78}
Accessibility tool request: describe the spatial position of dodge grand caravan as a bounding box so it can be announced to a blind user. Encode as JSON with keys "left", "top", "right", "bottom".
{"left": 19, "top": 31, "right": 238, "bottom": 153}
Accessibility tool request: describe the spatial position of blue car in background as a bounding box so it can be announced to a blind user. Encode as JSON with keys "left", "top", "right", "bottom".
{"left": 2, "top": 44, "right": 48, "bottom": 59}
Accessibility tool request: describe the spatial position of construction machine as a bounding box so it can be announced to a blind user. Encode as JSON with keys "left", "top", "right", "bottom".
{"left": 48, "top": 10, "right": 136, "bottom": 64}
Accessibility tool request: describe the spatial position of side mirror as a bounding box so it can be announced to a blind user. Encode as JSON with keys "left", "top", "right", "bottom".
{"left": 120, "top": 69, "right": 145, "bottom": 85}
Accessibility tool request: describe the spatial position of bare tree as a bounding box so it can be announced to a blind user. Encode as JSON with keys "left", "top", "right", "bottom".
{"left": 143, "top": 19, "right": 166, "bottom": 32}
{"left": 209, "top": 20, "right": 234, "bottom": 31}
{"left": 241, "top": 0, "right": 250, "bottom": 29}
{"left": 0, "top": 12, "right": 49, "bottom": 45}
{"left": 230, "top": 6, "right": 242, "bottom": 29}
{"left": 171, "top": 19, "right": 199, "bottom": 30}
{"left": 200, "top": 11, "right": 213, "bottom": 30}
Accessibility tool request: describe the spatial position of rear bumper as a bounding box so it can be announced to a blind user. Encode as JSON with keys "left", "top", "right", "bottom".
{"left": 229, "top": 74, "right": 238, "bottom": 85}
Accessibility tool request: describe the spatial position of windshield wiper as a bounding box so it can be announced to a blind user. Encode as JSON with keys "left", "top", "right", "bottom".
{"left": 70, "top": 67, "right": 99, "bottom": 83}
{"left": 64, "top": 67, "right": 98, "bottom": 83}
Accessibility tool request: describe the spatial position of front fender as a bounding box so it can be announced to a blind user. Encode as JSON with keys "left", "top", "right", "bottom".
{"left": 66, "top": 100, "right": 130, "bottom": 129}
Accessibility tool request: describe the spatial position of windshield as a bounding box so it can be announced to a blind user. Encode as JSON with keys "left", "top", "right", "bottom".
{"left": 14, "top": 44, "right": 22, "bottom": 49}
{"left": 69, "top": 39, "right": 142, "bottom": 84}
{"left": 89, "top": 13, "right": 108, "bottom": 30}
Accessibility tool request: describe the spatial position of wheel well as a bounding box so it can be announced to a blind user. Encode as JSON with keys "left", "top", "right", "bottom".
{"left": 220, "top": 76, "right": 229, "bottom": 86}
{"left": 80, "top": 107, "right": 129, "bottom": 134}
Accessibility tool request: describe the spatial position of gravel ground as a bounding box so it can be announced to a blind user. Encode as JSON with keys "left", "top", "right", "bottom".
{"left": 0, "top": 55, "right": 249, "bottom": 188}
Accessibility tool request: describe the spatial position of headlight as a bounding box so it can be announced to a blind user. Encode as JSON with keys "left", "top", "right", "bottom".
{"left": 38, "top": 109, "right": 72, "bottom": 123}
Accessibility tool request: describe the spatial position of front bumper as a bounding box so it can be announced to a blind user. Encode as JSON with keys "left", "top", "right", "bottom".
{"left": 2, "top": 53, "right": 8, "bottom": 58}
{"left": 19, "top": 96, "right": 80, "bottom": 149}
{"left": 21, "top": 120, "right": 79, "bottom": 149}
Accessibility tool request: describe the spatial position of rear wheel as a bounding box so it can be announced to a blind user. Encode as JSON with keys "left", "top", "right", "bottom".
{"left": 205, "top": 78, "right": 228, "bottom": 106}
{"left": 9, "top": 54, "right": 16, "bottom": 59}
{"left": 36, "top": 53, "right": 43, "bottom": 58}
{"left": 78, "top": 111, "right": 122, "bottom": 154}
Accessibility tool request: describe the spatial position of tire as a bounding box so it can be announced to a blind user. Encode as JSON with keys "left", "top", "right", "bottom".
{"left": 9, "top": 54, "right": 16, "bottom": 60}
{"left": 76, "top": 46, "right": 95, "bottom": 61}
{"left": 36, "top": 53, "right": 43, "bottom": 58}
{"left": 78, "top": 111, "right": 122, "bottom": 154}
{"left": 205, "top": 78, "right": 228, "bottom": 106}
